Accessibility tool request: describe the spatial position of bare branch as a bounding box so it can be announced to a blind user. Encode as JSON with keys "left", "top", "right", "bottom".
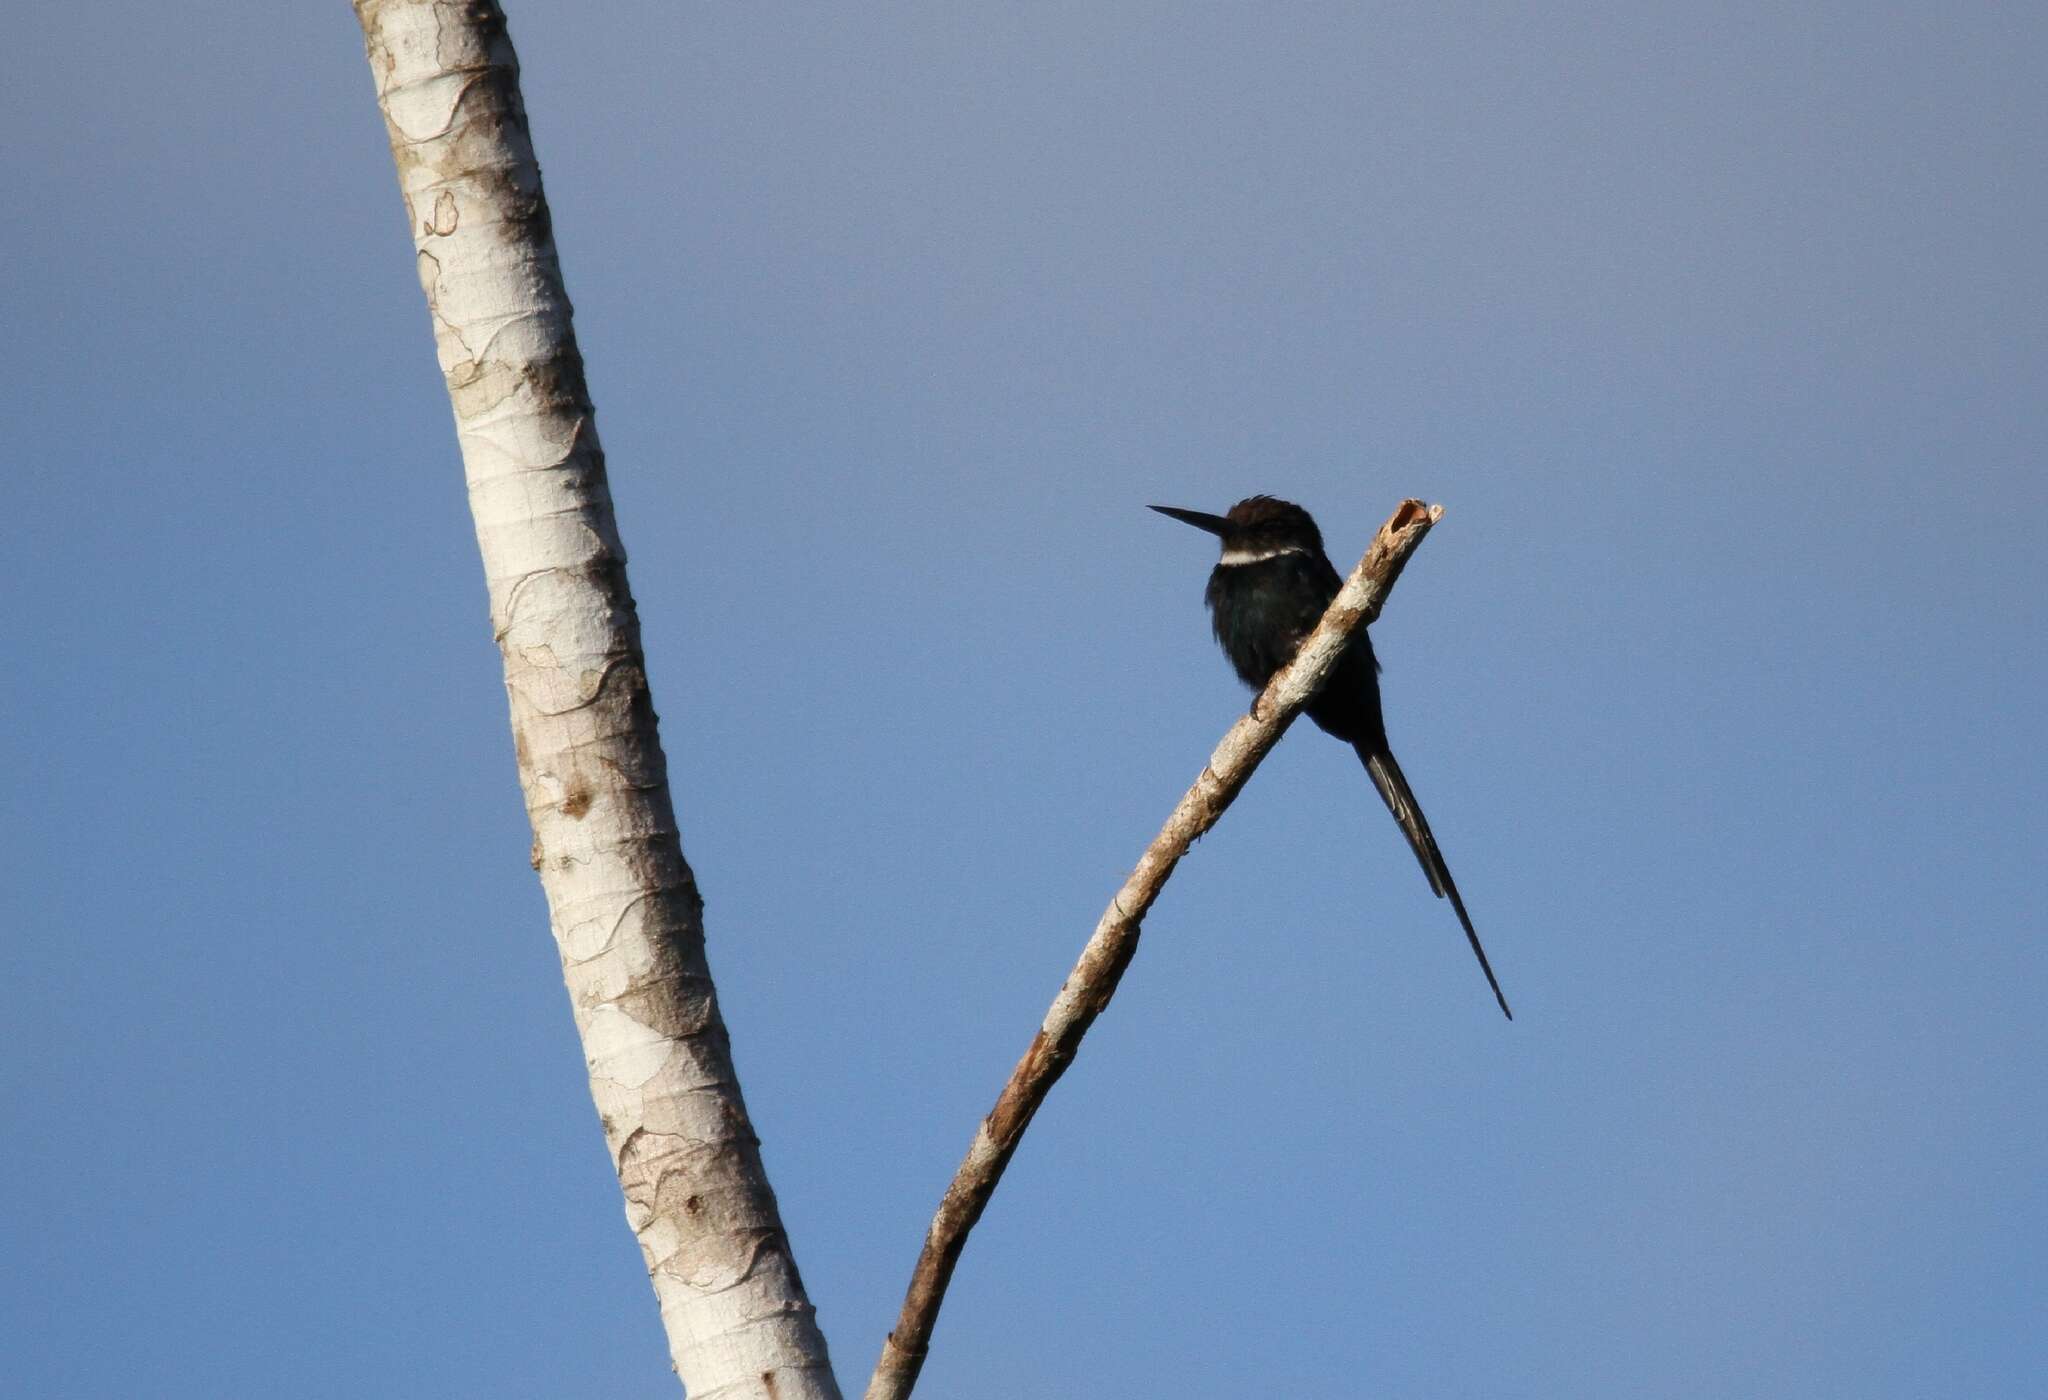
{"left": 865, "top": 499, "right": 1447, "bottom": 1400}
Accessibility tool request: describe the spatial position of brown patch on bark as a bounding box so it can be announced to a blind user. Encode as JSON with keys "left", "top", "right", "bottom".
{"left": 1388, "top": 497, "right": 1431, "bottom": 531}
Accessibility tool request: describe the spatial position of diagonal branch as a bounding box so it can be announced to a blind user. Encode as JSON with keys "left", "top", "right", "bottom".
{"left": 865, "top": 499, "right": 1448, "bottom": 1400}
{"left": 353, "top": 4, "right": 838, "bottom": 1394}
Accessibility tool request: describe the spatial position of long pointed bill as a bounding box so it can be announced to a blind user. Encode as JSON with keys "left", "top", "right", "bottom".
{"left": 1149, "top": 504, "right": 1230, "bottom": 536}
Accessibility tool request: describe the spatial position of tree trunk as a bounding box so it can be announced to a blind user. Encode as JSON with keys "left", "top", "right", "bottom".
{"left": 352, "top": 4, "right": 840, "bottom": 1394}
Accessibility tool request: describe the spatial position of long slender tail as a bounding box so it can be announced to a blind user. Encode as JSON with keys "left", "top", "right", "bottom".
{"left": 1358, "top": 743, "right": 1512, "bottom": 1020}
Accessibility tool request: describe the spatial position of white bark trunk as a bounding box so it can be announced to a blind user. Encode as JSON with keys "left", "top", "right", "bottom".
{"left": 353, "top": 5, "right": 840, "bottom": 1395}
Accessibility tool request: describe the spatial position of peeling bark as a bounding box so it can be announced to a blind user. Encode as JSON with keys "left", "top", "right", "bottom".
{"left": 353, "top": 5, "right": 839, "bottom": 1395}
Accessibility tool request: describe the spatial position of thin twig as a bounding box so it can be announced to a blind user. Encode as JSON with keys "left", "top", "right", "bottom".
{"left": 864, "top": 499, "right": 1447, "bottom": 1400}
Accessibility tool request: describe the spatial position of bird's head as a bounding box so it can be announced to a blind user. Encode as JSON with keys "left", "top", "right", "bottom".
{"left": 1149, "top": 495, "right": 1324, "bottom": 564}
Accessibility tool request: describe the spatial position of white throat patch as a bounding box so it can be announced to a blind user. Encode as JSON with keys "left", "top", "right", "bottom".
{"left": 1217, "top": 544, "right": 1307, "bottom": 566}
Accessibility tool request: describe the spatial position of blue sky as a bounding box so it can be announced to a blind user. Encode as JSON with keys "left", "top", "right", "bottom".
{"left": 4, "top": 4, "right": 2043, "bottom": 1396}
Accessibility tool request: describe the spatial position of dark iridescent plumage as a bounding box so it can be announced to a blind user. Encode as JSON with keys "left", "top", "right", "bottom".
{"left": 1152, "top": 495, "right": 1511, "bottom": 1019}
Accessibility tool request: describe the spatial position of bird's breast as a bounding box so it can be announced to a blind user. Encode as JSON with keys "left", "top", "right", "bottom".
{"left": 1204, "top": 555, "right": 1343, "bottom": 691}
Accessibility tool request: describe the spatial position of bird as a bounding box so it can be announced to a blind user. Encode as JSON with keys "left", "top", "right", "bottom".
{"left": 1150, "top": 495, "right": 1511, "bottom": 1019}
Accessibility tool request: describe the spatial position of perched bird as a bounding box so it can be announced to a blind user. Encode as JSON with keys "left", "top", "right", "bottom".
{"left": 1151, "top": 496, "right": 1511, "bottom": 1019}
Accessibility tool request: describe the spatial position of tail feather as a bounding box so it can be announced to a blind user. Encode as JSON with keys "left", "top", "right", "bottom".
{"left": 1359, "top": 745, "right": 1512, "bottom": 1020}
